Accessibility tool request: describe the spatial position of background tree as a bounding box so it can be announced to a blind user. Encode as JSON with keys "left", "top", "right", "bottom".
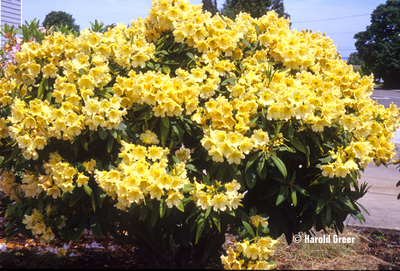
{"left": 347, "top": 52, "right": 361, "bottom": 65}
{"left": 42, "top": 11, "right": 80, "bottom": 33}
{"left": 220, "top": 0, "right": 290, "bottom": 20}
{"left": 354, "top": 0, "right": 400, "bottom": 88}
{"left": 202, "top": 0, "right": 219, "bottom": 16}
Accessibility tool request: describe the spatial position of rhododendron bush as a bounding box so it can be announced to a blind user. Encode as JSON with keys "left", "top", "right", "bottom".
{"left": 0, "top": 0, "right": 399, "bottom": 269}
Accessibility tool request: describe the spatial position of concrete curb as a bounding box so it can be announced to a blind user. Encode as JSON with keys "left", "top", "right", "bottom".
{"left": 346, "top": 225, "right": 400, "bottom": 235}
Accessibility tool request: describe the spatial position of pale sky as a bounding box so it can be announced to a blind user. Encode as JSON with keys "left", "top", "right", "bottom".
{"left": 22, "top": 0, "right": 387, "bottom": 58}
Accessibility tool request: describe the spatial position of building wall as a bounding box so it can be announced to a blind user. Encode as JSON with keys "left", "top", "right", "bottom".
{"left": 1, "top": 0, "right": 22, "bottom": 45}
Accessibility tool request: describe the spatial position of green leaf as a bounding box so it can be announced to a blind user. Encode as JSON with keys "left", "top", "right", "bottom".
{"left": 337, "top": 196, "right": 355, "bottom": 210}
{"left": 209, "top": 211, "right": 221, "bottom": 232}
{"left": 69, "top": 188, "right": 83, "bottom": 207}
{"left": 140, "top": 205, "right": 148, "bottom": 221}
{"left": 133, "top": 104, "right": 149, "bottom": 112}
{"left": 308, "top": 131, "right": 323, "bottom": 153}
{"left": 107, "top": 134, "right": 114, "bottom": 153}
{"left": 80, "top": 136, "right": 88, "bottom": 151}
{"left": 185, "top": 163, "right": 200, "bottom": 173}
{"left": 151, "top": 208, "right": 158, "bottom": 227}
{"left": 89, "top": 214, "right": 102, "bottom": 238}
{"left": 164, "top": 59, "right": 180, "bottom": 65}
{"left": 176, "top": 201, "right": 185, "bottom": 212}
{"left": 172, "top": 124, "right": 185, "bottom": 141}
{"left": 229, "top": 166, "right": 245, "bottom": 189}
{"left": 186, "top": 52, "right": 195, "bottom": 60}
{"left": 83, "top": 185, "right": 92, "bottom": 196}
{"left": 257, "top": 156, "right": 267, "bottom": 179}
{"left": 66, "top": 213, "right": 85, "bottom": 227}
{"left": 5, "top": 218, "right": 17, "bottom": 233}
{"left": 375, "top": 113, "right": 381, "bottom": 122}
{"left": 290, "top": 186, "right": 297, "bottom": 207}
{"left": 275, "top": 185, "right": 288, "bottom": 206}
{"left": 186, "top": 207, "right": 201, "bottom": 224}
{"left": 279, "top": 68, "right": 289, "bottom": 73}
{"left": 158, "top": 50, "right": 169, "bottom": 56}
{"left": 161, "top": 116, "right": 170, "bottom": 128}
{"left": 270, "top": 155, "right": 287, "bottom": 178}
{"left": 287, "top": 122, "right": 294, "bottom": 140}
{"left": 3, "top": 147, "right": 20, "bottom": 164}
{"left": 73, "top": 217, "right": 87, "bottom": 242}
{"left": 6, "top": 232, "right": 18, "bottom": 243}
{"left": 326, "top": 205, "right": 331, "bottom": 223}
{"left": 98, "top": 127, "right": 108, "bottom": 140}
{"left": 182, "top": 184, "right": 195, "bottom": 193}
{"left": 293, "top": 184, "right": 310, "bottom": 197}
{"left": 205, "top": 206, "right": 211, "bottom": 218}
{"left": 109, "top": 129, "right": 118, "bottom": 139}
{"left": 37, "top": 79, "right": 46, "bottom": 100}
{"left": 291, "top": 137, "right": 306, "bottom": 153}
{"left": 315, "top": 198, "right": 326, "bottom": 214}
{"left": 242, "top": 221, "right": 255, "bottom": 238}
{"left": 221, "top": 77, "right": 236, "bottom": 86}
{"left": 162, "top": 65, "right": 171, "bottom": 75}
{"left": 146, "top": 62, "right": 155, "bottom": 69}
{"left": 91, "top": 192, "right": 96, "bottom": 212}
{"left": 253, "top": 23, "right": 261, "bottom": 35}
{"left": 248, "top": 113, "right": 261, "bottom": 127}
{"left": 159, "top": 198, "right": 167, "bottom": 218}
{"left": 246, "top": 152, "right": 262, "bottom": 170}
{"left": 196, "top": 215, "right": 206, "bottom": 244}
{"left": 251, "top": 40, "right": 259, "bottom": 52}
{"left": 160, "top": 118, "right": 169, "bottom": 147}
{"left": 240, "top": 39, "right": 252, "bottom": 50}
{"left": 245, "top": 163, "right": 257, "bottom": 189}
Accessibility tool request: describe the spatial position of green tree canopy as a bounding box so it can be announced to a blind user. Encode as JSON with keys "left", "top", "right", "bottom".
{"left": 354, "top": 0, "right": 400, "bottom": 88}
{"left": 220, "top": 0, "right": 290, "bottom": 20}
{"left": 347, "top": 52, "right": 362, "bottom": 65}
{"left": 202, "top": 0, "right": 219, "bottom": 16}
{"left": 42, "top": 11, "right": 80, "bottom": 33}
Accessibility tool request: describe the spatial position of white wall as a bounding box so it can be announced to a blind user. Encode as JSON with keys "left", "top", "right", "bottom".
{"left": 1, "top": 0, "right": 22, "bottom": 45}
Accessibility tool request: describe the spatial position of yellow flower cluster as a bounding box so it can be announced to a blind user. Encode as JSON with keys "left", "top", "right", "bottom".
{"left": 249, "top": 215, "right": 269, "bottom": 227}
{"left": 0, "top": 0, "right": 396, "bottom": 179}
{"left": 22, "top": 208, "right": 55, "bottom": 244}
{"left": 201, "top": 128, "right": 271, "bottom": 165}
{"left": 0, "top": 168, "right": 18, "bottom": 200}
{"left": 0, "top": 78, "right": 15, "bottom": 108}
{"left": 0, "top": 152, "right": 94, "bottom": 202}
{"left": 148, "top": 0, "right": 244, "bottom": 56}
{"left": 112, "top": 69, "right": 201, "bottom": 117}
{"left": 221, "top": 236, "right": 278, "bottom": 270}
{"left": 189, "top": 179, "right": 243, "bottom": 212}
{"left": 0, "top": 20, "right": 155, "bottom": 160}
{"left": 94, "top": 140, "right": 188, "bottom": 211}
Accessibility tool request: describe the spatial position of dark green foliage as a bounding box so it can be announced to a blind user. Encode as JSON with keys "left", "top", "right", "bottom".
{"left": 347, "top": 52, "right": 361, "bottom": 65}
{"left": 354, "top": 0, "right": 400, "bottom": 88}
{"left": 220, "top": 0, "right": 290, "bottom": 20}
{"left": 202, "top": 0, "right": 219, "bottom": 16}
{"left": 42, "top": 11, "right": 80, "bottom": 33}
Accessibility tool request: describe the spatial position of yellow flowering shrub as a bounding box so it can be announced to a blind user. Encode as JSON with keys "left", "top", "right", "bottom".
{"left": 0, "top": 0, "right": 399, "bottom": 268}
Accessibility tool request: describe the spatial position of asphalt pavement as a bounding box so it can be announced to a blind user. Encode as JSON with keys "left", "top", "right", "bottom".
{"left": 345, "top": 88, "right": 400, "bottom": 233}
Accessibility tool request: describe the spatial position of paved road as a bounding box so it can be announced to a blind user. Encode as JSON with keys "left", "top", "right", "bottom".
{"left": 345, "top": 87, "right": 400, "bottom": 232}
{"left": 370, "top": 88, "right": 400, "bottom": 109}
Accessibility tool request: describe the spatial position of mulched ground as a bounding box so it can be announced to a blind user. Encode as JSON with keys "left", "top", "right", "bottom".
{"left": 1, "top": 191, "right": 400, "bottom": 269}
